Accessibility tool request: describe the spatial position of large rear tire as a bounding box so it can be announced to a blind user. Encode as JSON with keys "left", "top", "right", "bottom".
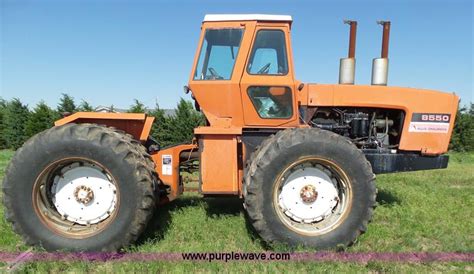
{"left": 244, "top": 128, "right": 376, "bottom": 249}
{"left": 2, "top": 124, "right": 157, "bottom": 251}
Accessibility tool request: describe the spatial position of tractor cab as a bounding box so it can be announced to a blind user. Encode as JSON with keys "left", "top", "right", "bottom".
{"left": 188, "top": 14, "right": 300, "bottom": 128}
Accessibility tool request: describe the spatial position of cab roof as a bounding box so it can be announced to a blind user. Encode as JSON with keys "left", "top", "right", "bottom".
{"left": 203, "top": 14, "right": 292, "bottom": 23}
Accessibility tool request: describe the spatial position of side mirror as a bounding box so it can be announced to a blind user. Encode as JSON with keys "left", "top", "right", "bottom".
{"left": 298, "top": 83, "right": 305, "bottom": 91}
{"left": 183, "top": 85, "right": 191, "bottom": 94}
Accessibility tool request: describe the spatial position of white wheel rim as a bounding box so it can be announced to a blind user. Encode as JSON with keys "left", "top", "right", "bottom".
{"left": 273, "top": 158, "right": 352, "bottom": 235}
{"left": 278, "top": 167, "right": 339, "bottom": 223}
{"left": 51, "top": 162, "right": 117, "bottom": 225}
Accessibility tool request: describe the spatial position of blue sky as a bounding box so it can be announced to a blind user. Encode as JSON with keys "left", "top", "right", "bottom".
{"left": 1, "top": 0, "right": 472, "bottom": 109}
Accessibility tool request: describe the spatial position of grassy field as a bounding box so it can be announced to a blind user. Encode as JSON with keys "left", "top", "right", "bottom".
{"left": 0, "top": 149, "right": 472, "bottom": 272}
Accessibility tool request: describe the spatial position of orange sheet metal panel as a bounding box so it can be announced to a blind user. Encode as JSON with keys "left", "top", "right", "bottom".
{"left": 54, "top": 112, "right": 154, "bottom": 142}
{"left": 140, "top": 117, "right": 155, "bottom": 141}
{"left": 307, "top": 84, "right": 459, "bottom": 154}
{"left": 152, "top": 144, "right": 197, "bottom": 201}
{"left": 194, "top": 126, "right": 242, "bottom": 135}
{"left": 200, "top": 135, "right": 239, "bottom": 194}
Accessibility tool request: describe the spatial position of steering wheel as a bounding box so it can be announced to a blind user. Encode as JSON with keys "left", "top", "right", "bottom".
{"left": 208, "top": 67, "right": 223, "bottom": 79}
{"left": 257, "top": 63, "right": 271, "bottom": 74}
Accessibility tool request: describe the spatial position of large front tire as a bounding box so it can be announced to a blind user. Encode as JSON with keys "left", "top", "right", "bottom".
{"left": 2, "top": 124, "right": 156, "bottom": 251}
{"left": 244, "top": 128, "right": 376, "bottom": 249}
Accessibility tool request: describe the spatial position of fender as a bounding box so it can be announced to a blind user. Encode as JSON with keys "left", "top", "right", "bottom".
{"left": 55, "top": 112, "right": 154, "bottom": 142}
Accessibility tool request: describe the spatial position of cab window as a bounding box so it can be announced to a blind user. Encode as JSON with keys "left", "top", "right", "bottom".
{"left": 194, "top": 29, "right": 243, "bottom": 80}
{"left": 247, "top": 86, "right": 293, "bottom": 118}
{"left": 247, "top": 30, "right": 288, "bottom": 75}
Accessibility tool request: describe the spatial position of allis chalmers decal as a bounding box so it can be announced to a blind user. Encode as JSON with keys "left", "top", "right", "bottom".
{"left": 162, "top": 155, "right": 173, "bottom": 175}
{"left": 408, "top": 113, "right": 451, "bottom": 133}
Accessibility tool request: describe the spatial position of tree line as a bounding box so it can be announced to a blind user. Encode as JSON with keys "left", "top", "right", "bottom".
{"left": 0, "top": 94, "right": 473, "bottom": 152}
{"left": 449, "top": 103, "right": 474, "bottom": 152}
{"left": 0, "top": 94, "right": 204, "bottom": 150}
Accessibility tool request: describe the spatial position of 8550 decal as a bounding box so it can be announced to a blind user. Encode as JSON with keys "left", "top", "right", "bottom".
{"left": 408, "top": 113, "right": 451, "bottom": 133}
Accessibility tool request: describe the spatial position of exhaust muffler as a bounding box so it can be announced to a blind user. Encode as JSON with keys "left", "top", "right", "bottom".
{"left": 339, "top": 20, "right": 357, "bottom": 85}
{"left": 372, "top": 20, "right": 391, "bottom": 85}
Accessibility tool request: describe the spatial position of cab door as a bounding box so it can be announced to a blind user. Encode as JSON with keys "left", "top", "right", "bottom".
{"left": 188, "top": 21, "right": 256, "bottom": 127}
{"left": 240, "top": 24, "right": 299, "bottom": 127}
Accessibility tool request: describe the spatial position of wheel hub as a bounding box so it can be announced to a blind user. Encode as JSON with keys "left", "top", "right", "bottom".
{"left": 51, "top": 163, "right": 117, "bottom": 225}
{"left": 74, "top": 185, "right": 94, "bottom": 204}
{"left": 300, "top": 185, "right": 318, "bottom": 203}
{"left": 278, "top": 167, "right": 339, "bottom": 223}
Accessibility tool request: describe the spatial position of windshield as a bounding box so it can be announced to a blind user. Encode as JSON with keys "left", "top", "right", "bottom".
{"left": 194, "top": 28, "right": 243, "bottom": 80}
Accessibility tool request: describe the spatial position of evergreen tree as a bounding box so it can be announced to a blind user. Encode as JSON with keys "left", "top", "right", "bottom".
{"left": 57, "top": 93, "right": 77, "bottom": 114}
{"left": 79, "top": 100, "right": 94, "bottom": 112}
{"left": 128, "top": 99, "right": 147, "bottom": 113}
{"left": 3, "top": 98, "right": 30, "bottom": 149}
{"left": 450, "top": 103, "right": 474, "bottom": 152}
{"left": 25, "top": 101, "right": 59, "bottom": 138}
{"left": 167, "top": 98, "right": 205, "bottom": 144}
{"left": 0, "top": 98, "right": 7, "bottom": 148}
{"left": 149, "top": 103, "right": 174, "bottom": 147}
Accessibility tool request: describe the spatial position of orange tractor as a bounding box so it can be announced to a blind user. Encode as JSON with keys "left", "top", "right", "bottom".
{"left": 3, "top": 15, "right": 458, "bottom": 251}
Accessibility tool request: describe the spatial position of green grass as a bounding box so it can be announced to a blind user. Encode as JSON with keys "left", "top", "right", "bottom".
{"left": 0, "top": 149, "right": 473, "bottom": 272}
